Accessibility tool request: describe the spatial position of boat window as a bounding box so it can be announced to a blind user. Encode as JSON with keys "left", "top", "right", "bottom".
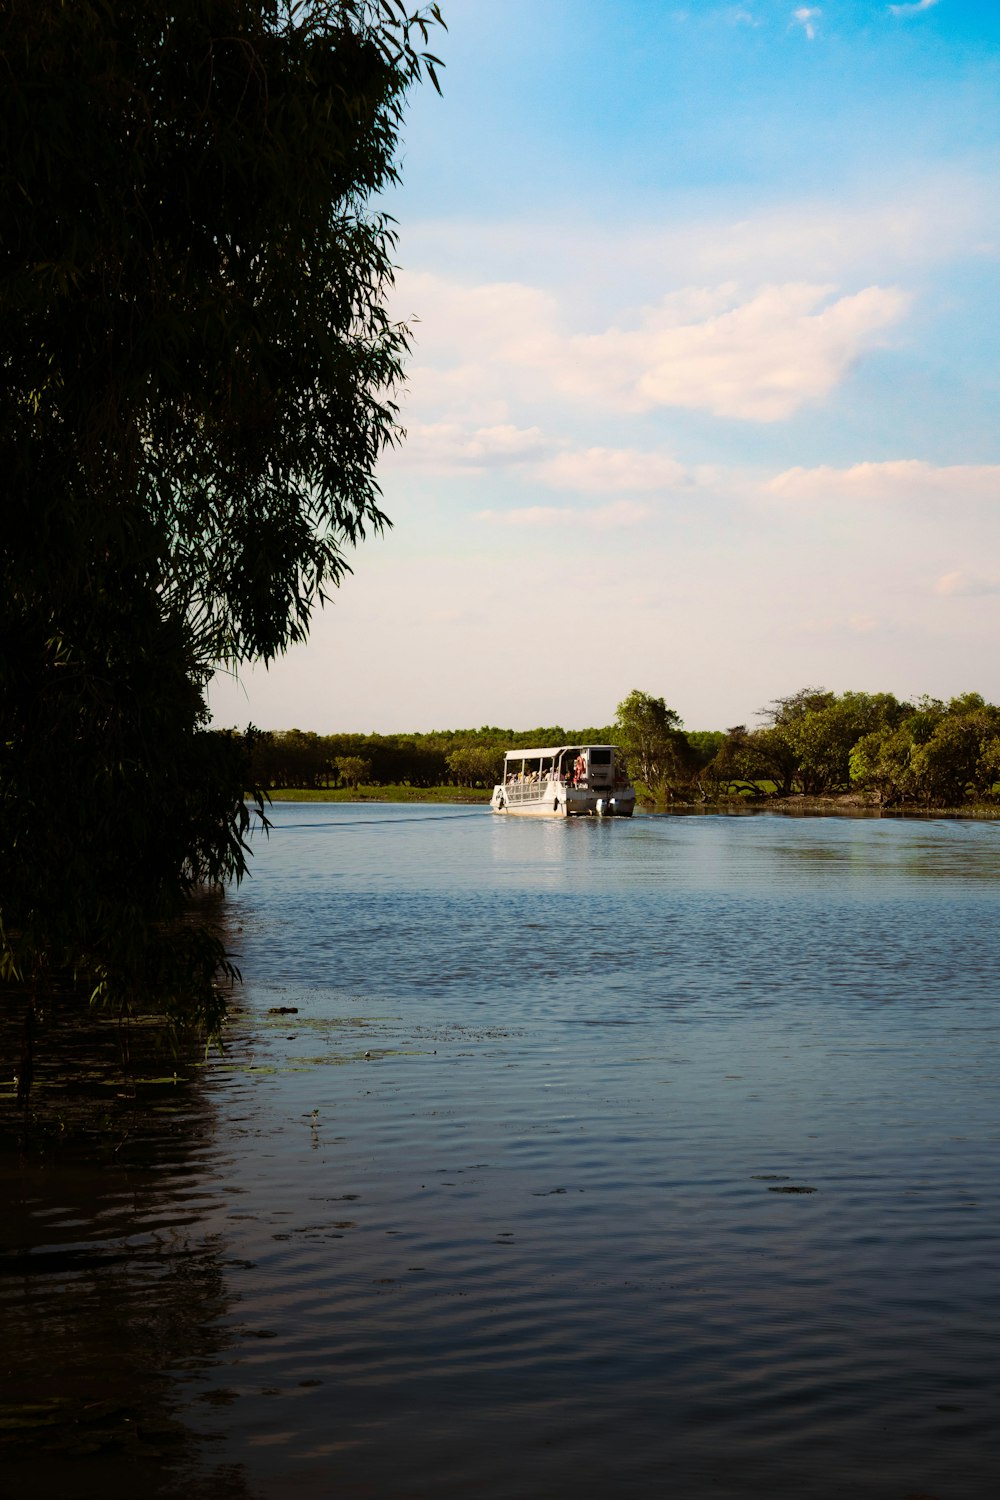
{"left": 589, "top": 749, "right": 612, "bottom": 765}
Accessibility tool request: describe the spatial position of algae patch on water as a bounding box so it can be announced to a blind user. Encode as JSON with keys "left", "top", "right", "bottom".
{"left": 283, "top": 1046, "right": 425, "bottom": 1071}
{"left": 0, "top": 1396, "right": 186, "bottom": 1459}
{"left": 204, "top": 1011, "right": 428, "bottom": 1072}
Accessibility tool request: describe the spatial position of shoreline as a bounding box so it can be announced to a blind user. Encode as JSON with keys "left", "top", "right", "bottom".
{"left": 259, "top": 785, "right": 491, "bottom": 804}
{"left": 255, "top": 788, "right": 999, "bottom": 818}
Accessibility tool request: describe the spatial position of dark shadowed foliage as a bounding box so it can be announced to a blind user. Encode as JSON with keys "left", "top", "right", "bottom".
{"left": 0, "top": 1, "right": 443, "bottom": 1075}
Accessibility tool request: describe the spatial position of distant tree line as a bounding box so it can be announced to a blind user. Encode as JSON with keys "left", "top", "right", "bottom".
{"left": 248, "top": 724, "right": 616, "bottom": 791}
{"left": 248, "top": 687, "right": 1000, "bottom": 809}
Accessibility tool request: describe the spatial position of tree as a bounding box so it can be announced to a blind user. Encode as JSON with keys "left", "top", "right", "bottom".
{"left": 849, "top": 726, "right": 918, "bottom": 806}
{"left": 701, "top": 725, "right": 784, "bottom": 798}
{"left": 614, "top": 690, "right": 692, "bottom": 803}
{"left": 849, "top": 694, "right": 1000, "bottom": 807}
{"left": 335, "top": 756, "right": 372, "bottom": 792}
{"left": 686, "top": 730, "right": 726, "bottom": 768}
{"left": 782, "top": 691, "right": 906, "bottom": 795}
{"left": 1, "top": 1, "right": 442, "bottom": 1060}
{"left": 446, "top": 746, "right": 505, "bottom": 787}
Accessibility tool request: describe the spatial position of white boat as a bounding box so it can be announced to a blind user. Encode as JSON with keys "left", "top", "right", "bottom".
{"left": 490, "top": 745, "right": 635, "bottom": 818}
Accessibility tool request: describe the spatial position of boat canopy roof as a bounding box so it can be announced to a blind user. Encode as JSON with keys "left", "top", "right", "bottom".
{"left": 503, "top": 744, "right": 618, "bottom": 761}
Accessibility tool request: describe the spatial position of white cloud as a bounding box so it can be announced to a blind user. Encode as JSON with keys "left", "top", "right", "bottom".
{"left": 388, "top": 421, "right": 546, "bottom": 472}
{"left": 388, "top": 430, "right": 693, "bottom": 494}
{"left": 477, "top": 500, "right": 652, "bottom": 530}
{"left": 401, "top": 276, "right": 556, "bottom": 359}
{"left": 563, "top": 282, "right": 908, "bottom": 421}
{"left": 537, "top": 447, "right": 688, "bottom": 493}
{"left": 935, "top": 571, "right": 1000, "bottom": 598}
{"left": 767, "top": 460, "right": 1000, "bottom": 505}
{"left": 791, "top": 7, "right": 820, "bottom": 39}
{"left": 397, "top": 272, "right": 910, "bottom": 426}
{"left": 888, "top": 0, "right": 940, "bottom": 17}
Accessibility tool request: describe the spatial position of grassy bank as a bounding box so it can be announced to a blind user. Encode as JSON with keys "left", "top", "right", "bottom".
{"left": 258, "top": 787, "right": 999, "bottom": 816}
{"left": 262, "top": 784, "right": 493, "bottom": 804}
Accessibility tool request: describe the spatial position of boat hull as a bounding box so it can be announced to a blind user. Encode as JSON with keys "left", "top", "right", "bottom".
{"left": 490, "top": 778, "right": 635, "bottom": 817}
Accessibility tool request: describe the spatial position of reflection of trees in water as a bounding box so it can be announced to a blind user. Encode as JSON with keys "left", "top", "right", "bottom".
{"left": 1, "top": 1207, "right": 258, "bottom": 1497}
{"left": 0, "top": 887, "right": 239, "bottom": 1150}
{"left": 1, "top": 1230, "right": 254, "bottom": 1496}
{"left": 0, "top": 898, "right": 256, "bottom": 1498}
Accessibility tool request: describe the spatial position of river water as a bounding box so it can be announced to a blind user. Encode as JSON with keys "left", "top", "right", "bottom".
{"left": 4, "top": 805, "right": 1000, "bottom": 1498}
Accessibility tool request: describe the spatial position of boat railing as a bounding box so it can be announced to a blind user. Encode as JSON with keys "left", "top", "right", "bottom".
{"left": 503, "top": 777, "right": 550, "bottom": 803}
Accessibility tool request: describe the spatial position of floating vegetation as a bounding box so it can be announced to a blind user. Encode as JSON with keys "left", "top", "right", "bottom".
{"left": 197, "top": 1388, "right": 240, "bottom": 1407}
{"left": 260, "top": 1014, "right": 388, "bottom": 1031}
{"left": 0, "top": 984, "right": 228, "bottom": 1153}
{"left": 0, "top": 1396, "right": 186, "bottom": 1459}
{"left": 203, "top": 1046, "right": 426, "bottom": 1075}
{"left": 287, "top": 1047, "right": 423, "bottom": 1067}
{"left": 768, "top": 1185, "right": 818, "bottom": 1194}
{"left": 0, "top": 1397, "right": 74, "bottom": 1437}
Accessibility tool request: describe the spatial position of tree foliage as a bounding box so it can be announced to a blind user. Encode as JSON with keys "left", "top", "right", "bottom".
{"left": 334, "top": 755, "right": 373, "bottom": 792}
{"left": 766, "top": 689, "right": 906, "bottom": 796}
{"left": 699, "top": 724, "right": 800, "bottom": 799}
{"left": 696, "top": 687, "right": 1000, "bottom": 807}
{"left": 614, "top": 690, "right": 693, "bottom": 804}
{"left": 3, "top": 0, "right": 443, "bottom": 665}
{"left": 849, "top": 694, "right": 1000, "bottom": 806}
{"left": 446, "top": 745, "right": 506, "bottom": 788}
{"left": 0, "top": 0, "right": 442, "bottom": 1049}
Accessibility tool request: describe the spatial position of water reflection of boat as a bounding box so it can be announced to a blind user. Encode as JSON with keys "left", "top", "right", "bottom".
{"left": 490, "top": 745, "right": 635, "bottom": 818}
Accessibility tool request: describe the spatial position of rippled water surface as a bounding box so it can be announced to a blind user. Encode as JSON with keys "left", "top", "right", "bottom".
{"left": 6, "top": 806, "right": 1000, "bottom": 1498}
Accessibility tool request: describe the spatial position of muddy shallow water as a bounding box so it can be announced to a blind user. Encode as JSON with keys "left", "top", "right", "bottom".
{"left": 4, "top": 805, "right": 1000, "bottom": 1498}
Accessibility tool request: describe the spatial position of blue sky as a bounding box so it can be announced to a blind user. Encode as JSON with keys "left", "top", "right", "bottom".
{"left": 209, "top": 0, "right": 1000, "bottom": 733}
